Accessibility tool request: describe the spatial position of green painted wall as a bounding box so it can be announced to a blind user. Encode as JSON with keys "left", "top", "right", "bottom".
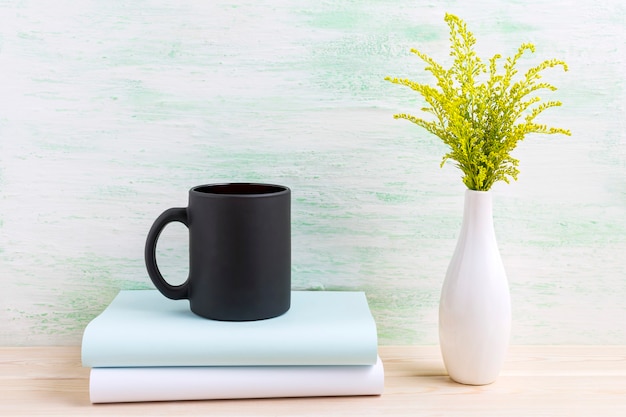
{"left": 0, "top": 1, "right": 624, "bottom": 345}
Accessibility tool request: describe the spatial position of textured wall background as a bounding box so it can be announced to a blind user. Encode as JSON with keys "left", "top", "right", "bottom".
{"left": 0, "top": 0, "right": 624, "bottom": 346}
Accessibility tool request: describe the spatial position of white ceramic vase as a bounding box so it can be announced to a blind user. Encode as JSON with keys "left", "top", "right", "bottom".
{"left": 439, "top": 189, "right": 511, "bottom": 385}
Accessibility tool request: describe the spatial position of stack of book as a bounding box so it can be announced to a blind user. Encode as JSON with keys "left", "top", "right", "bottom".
{"left": 81, "top": 290, "right": 384, "bottom": 403}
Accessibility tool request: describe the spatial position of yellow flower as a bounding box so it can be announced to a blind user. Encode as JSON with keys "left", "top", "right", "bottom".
{"left": 385, "top": 13, "right": 570, "bottom": 191}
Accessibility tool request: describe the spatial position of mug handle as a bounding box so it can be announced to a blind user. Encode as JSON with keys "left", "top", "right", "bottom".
{"left": 144, "top": 207, "right": 189, "bottom": 300}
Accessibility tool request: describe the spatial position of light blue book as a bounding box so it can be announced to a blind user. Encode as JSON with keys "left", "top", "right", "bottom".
{"left": 82, "top": 290, "right": 379, "bottom": 367}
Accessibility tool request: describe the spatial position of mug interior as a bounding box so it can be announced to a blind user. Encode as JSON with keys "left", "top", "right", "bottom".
{"left": 193, "top": 183, "right": 288, "bottom": 196}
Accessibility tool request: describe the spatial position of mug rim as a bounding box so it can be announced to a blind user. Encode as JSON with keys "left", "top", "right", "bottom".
{"left": 191, "top": 183, "right": 290, "bottom": 197}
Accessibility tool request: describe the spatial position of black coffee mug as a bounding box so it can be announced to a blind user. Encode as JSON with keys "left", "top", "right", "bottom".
{"left": 145, "top": 183, "right": 291, "bottom": 321}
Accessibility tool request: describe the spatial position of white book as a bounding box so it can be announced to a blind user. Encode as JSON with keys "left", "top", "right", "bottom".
{"left": 90, "top": 356, "right": 384, "bottom": 403}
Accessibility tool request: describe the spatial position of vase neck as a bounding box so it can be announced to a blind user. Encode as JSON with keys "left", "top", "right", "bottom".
{"left": 462, "top": 190, "right": 494, "bottom": 232}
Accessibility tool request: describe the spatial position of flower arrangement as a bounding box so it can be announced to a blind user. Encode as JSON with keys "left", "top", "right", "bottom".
{"left": 385, "top": 13, "right": 570, "bottom": 191}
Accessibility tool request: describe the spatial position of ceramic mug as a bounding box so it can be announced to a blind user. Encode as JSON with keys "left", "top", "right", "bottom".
{"left": 144, "top": 183, "right": 291, "bottom": 321}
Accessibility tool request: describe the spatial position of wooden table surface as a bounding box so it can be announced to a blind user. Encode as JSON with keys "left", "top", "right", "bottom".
{"left": 1, "top": 346, "right": 625, "bottom": 416}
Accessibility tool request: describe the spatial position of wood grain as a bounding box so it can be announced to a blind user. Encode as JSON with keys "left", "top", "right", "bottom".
{"left": 1, "top": 346, "right": 625, "bottom": 416}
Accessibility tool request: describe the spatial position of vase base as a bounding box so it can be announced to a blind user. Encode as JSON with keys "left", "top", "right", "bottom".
{"left": 447, "top": 375, "right": 498, "bottom": 386}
